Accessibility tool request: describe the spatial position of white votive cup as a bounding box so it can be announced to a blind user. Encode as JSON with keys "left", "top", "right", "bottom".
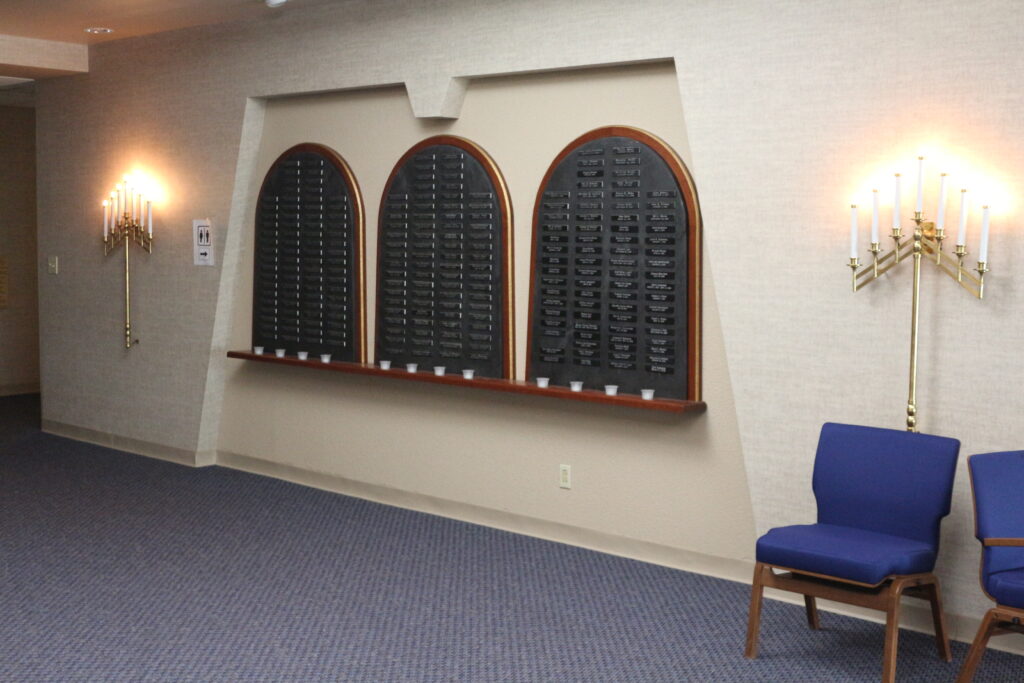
{"left": 406, "top": 363, "right": 418, "bottom": 373}
{"left": 297, "top": 351, "right": 308, "bottom": 361}
{"left": 379, "top": 360, "right": 391, "bottom": 370}
{"left": 253, "top": 346, "right": 264, "bottom": 355}
{"left": 604, "top": 385, "right": 618, "bottom": 396}
{"left": 536, "top": 377, "right": 550, "bottom": 388}
{"left": 570, "top": 381, "right": 583, "bottom": 392}
{"left": 320, "top": 354, "right": 331, "bottom": 363}
{"left": 434, "top": 366, "right": 446, "bottom": 376}
{"left": 274, "top": 348, "right": 286, "bottom": 358}
{"left": 462, "top": 369, "right": 475, "bottom": 380}
{"left": 641, "top": 389, "right": 655, "bottom": 400}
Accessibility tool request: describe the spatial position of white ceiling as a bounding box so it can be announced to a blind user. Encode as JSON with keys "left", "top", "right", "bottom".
{"left": 0, "top": 0, "right": 334, "bottom": 44}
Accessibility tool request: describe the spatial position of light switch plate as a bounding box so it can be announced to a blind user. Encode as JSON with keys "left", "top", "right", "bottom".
{"left": 193, "top": 219, "right": 214, "bottom": 266}
{"left": 47, "top": 255, "right": 59, "bottom": 274}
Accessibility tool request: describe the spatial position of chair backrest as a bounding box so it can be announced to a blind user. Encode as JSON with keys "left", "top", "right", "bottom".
{"left": 813, "top": 422, "right": 960, "bottom": 548}
{"left": 969, "top": 451, "right": 1024, "bottom": 579}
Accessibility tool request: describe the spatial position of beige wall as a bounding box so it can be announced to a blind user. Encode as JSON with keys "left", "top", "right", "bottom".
{"left": 0, "top": 104, "right": 38, "bottom": 395}
{"left": 32, "top": 0, "right": 1024, "bottom": 639}
{"left": 217, "top": 64, "right": 756, "bottom": 568}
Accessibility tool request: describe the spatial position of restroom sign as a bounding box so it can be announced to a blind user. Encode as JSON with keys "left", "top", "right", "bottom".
{"left": 193, "top": 218, "right": 215, "bottom": 266}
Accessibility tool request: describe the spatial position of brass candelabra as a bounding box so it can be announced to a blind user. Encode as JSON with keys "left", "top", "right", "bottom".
{"left": 848, "top": 211, "right": 987, "bottom": 432}
{"left": 103, "top": 206, "right": 153, "bottom": 348}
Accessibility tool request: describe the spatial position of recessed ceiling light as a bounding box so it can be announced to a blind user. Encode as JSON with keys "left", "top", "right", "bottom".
{"left": 84, "top": 27, "right": 114, "bottom": 34}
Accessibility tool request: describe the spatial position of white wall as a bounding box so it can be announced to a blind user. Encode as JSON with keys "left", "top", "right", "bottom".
{"left": 33, "top": 0, "right": 1024, "bottom": 638}
{"left": 0, "top": 104, "right": 38, "bottom": 395}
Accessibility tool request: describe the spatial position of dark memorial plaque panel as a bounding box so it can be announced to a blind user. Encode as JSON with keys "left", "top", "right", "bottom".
{"left": 375, "top": 136, "right": 514, "bottom": 379}
{"left": 253, "top": 143, "right": 366, "bottom": 362}
{"left": 527, "top": 127, "right": 702, "bottom": 400}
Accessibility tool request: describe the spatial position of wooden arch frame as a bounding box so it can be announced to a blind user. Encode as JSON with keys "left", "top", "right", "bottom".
{"left": 525, "top": 125, "right": 702, "bottom": 401}
{"left": 253, "top": 142, "right": 367, "bottom": 362}
{"left": 375, "top": 134, "right": 515, "bottom": 379}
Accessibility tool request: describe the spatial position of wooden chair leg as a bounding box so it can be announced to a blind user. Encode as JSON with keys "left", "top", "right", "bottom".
{"left": 745, "top": 563, "right": 766, "bottom": 659}
{"left": 957, "top": 609, "right": 999, "bottom": 683}
{"left": 882, "top": 581, "right": 905, "bottom": 683}
{"left": 923, "top": 579, "right": 952, "bottom": 662}
{"left": 804, "top": 595, "right": 820, "bottom": 630}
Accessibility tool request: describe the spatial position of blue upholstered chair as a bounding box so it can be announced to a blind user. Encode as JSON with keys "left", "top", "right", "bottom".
{"left": 745, "top": 422, "right": 960, "bottom": 683}
{"left": 957, "top": 451, "right": 1024, "bottom": 682}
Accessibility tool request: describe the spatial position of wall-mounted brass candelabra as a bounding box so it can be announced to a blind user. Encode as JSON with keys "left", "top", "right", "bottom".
{"left": 848, "top": 159, "right": 992, "bottom": 432}
{"left": 102, "top": 178, "right": 154, "bottom": 348}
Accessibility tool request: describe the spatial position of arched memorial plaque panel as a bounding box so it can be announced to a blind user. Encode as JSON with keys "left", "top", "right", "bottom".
{"left": 527, "top": 126, "right": 701, "bottom": 400}
{"left": 375, "top": 136, "right": 514, "bottom": 379}
{"left": 252, "top": 143, "right": 366, "bottom": 362}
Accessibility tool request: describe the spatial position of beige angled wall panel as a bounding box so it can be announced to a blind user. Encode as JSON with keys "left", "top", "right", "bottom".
{"left": 218, "top": 63, "right": 756, "bottom": 565}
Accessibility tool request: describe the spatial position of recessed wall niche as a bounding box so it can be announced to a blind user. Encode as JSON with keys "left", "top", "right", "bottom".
{"left": 252, "top": 143, "right": 366, "bottom": 362}
{"left": 375, "top": 136, "right": 514, "bottom": 379}
{"left": 527, "top": 126, "right": 701, "bottom": 400}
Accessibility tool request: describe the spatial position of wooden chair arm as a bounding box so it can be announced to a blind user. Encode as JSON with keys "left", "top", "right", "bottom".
{"left": 983, "top": 538, "right": 1024, "bottom": 547}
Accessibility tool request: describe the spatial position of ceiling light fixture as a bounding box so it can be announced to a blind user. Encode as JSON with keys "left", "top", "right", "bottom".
{"left": 265, "top": 0, "right": 288, "bottom": 7}
{"left": 84, "top": 27, "right": 114, "bottom": 34}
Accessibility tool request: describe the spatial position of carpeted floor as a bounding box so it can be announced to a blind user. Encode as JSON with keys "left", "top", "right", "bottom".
{"left": 2, "top": 394, "right": 1022, "bottom": 681}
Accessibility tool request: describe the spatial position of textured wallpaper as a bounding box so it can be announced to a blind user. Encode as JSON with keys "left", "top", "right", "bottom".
{"left": 33, "top": 0, "right": 1024, "bottom": 628}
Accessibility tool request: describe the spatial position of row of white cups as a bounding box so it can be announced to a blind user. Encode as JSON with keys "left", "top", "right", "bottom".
{"left": 252, "top": 345, "right": 657, "bottom": 400}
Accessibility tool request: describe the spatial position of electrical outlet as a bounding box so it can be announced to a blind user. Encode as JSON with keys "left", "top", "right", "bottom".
{"left": 47, "top": 255, "right": 59, "bottom": 274}
{"left": 559, "top": 464, "right": 571, "bottom": 489}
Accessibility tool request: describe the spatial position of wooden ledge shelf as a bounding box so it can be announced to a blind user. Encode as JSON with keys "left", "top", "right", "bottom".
{"left": 227, "top": 351, "right": 707, "bottom": 414}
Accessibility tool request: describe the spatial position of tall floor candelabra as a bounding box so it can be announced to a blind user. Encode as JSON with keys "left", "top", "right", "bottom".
{"left": 103, "top": 177, "right": 154, "bottom": 348}
{"left": 847, "top": 158, "right": 991, "bottom": 432}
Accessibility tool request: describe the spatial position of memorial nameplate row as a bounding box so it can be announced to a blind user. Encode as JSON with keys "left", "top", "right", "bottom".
{"left": 527, "top": 128, "right": 701, "bottom": 400}
{"left": 375, "top": 136, "right": 513, "bottom": 379}
{"left": 252, "top": 144, "right": 365, "bottom": 362}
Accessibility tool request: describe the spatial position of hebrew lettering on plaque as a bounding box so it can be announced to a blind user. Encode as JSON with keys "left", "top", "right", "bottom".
{"left": 252, "top": 143, "right": 366, "bottom": 362}
{"left": 375, "top": 136, "right": 514, "bottom": 379}
{"left": 527, "top": 127, "right": 702, "bottom": 400}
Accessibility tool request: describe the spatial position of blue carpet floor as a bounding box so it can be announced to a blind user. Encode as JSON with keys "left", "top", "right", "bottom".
{"left": 2, "top": 394, "right": 1023, "bottom": 681}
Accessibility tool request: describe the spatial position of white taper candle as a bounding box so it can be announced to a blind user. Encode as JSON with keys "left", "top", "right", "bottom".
{"left": 893, "top": 174, "right": 901, "bottom": 229}
{"left": 936, "top": 173, "right": 948, "bottom": 230}
{"left": 850, "top": 205, "right": 859, "bottom": 259}
{"left": 979, "top": 206, "right": 990, "bottom": 263}
{"left": 147, "top": 200, "right": 153, "bottom": 237}
{"left": 102, "top": 200, "right": 109, "bottom": 239}
{"left": 871, "top": 190, "right": 879, "bottom": 243}
{"left": 957, "top": 189, "right": 968, "bottom": 246}
{"left": 915, "top": 157, "right": 924, "bottom": 213}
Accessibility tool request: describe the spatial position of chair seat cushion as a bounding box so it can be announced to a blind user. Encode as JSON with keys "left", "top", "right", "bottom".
{"left": 986, "top": 568, "right": 1024, "bottom": 609}
{"left": 756, "top": 523, "right": 937, "bottom": 585}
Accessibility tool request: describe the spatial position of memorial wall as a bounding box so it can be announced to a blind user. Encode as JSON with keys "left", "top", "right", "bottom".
{"left": 217, "top": 63, "right": 755, "bottom": 574}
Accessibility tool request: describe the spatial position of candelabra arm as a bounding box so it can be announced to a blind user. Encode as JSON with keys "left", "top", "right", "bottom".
{"left": 906, "top": 228, "right": 923, "bottom": 432}
{"left": 869, "top": 242, "right": 881, "bottom": 278}
{"left": 124, "top": 216, "right": 132, "bottom": 348}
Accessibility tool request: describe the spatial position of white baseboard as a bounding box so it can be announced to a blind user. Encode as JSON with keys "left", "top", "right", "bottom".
{"left": 214, "top": 450, "right": 1022, "bottom": 656}
{"left": 25, "top": 427, "right": 1024, "bottom": 659}
{"left": 41, "top": 419, "right": 201, "bottom": 467}
{"left": 216, "top": 449, "right": 754, "bottom": 582}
